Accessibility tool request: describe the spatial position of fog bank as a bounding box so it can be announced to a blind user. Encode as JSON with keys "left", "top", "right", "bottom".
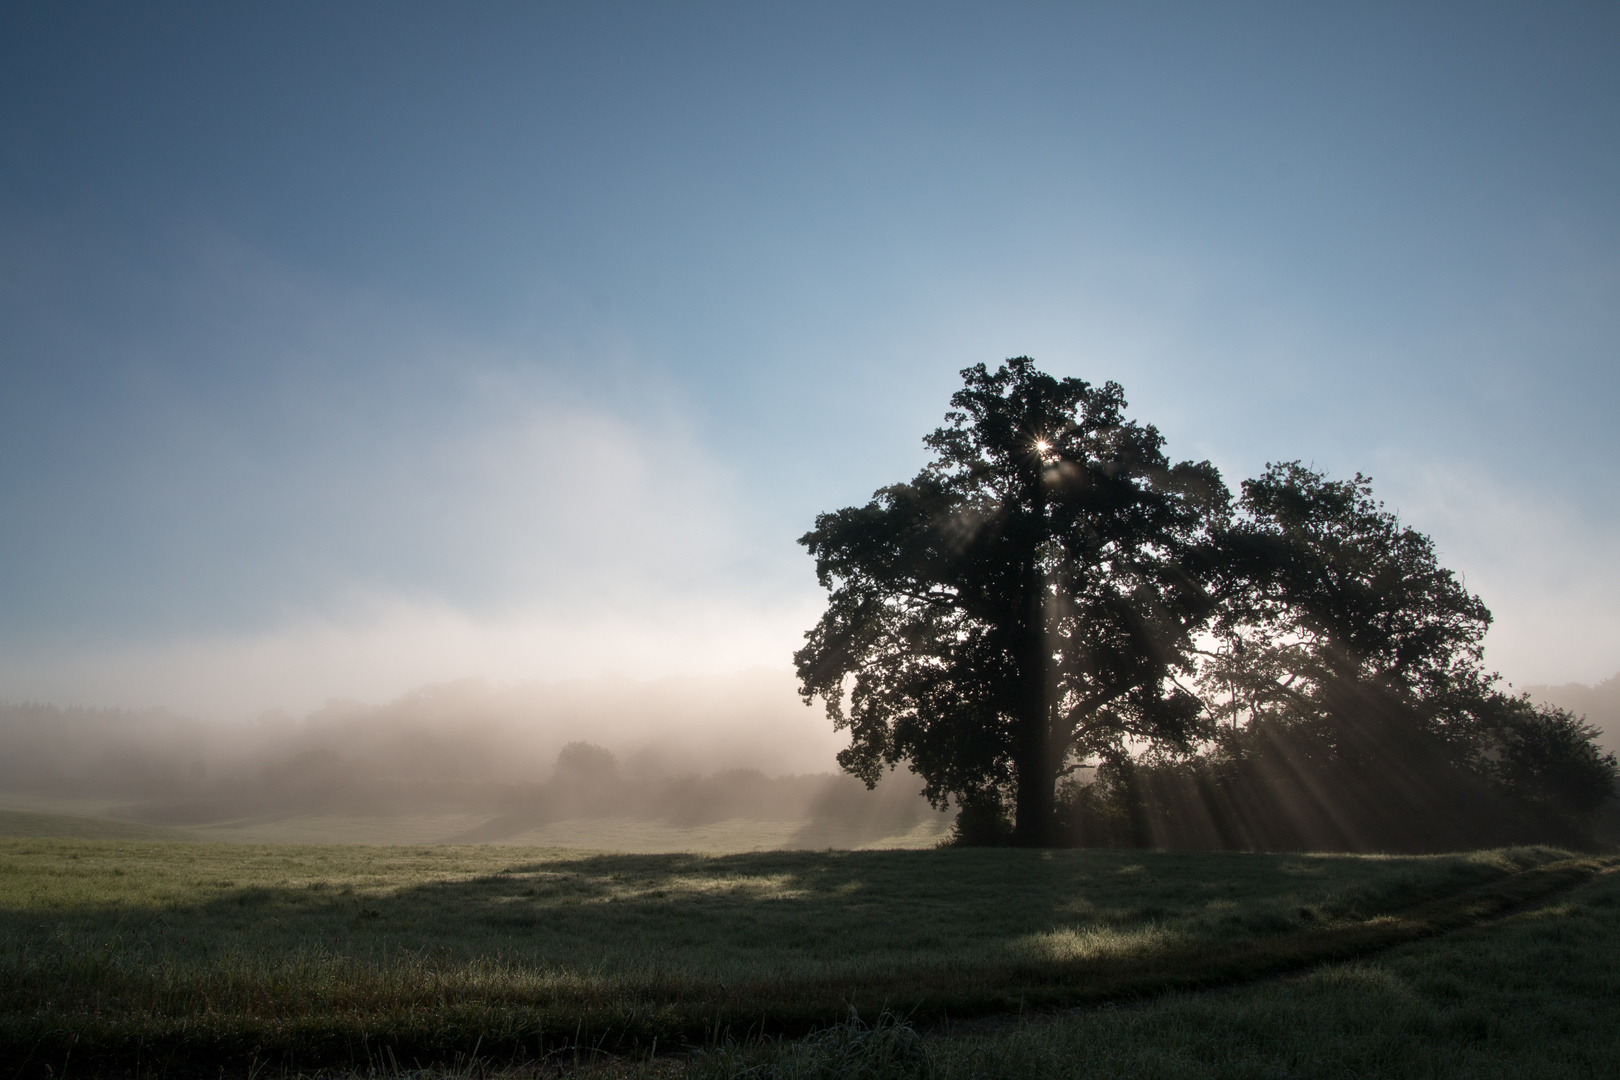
{"left": 0, "top": 671, "right": 958, "bottom": 848}
{"left": 0, "top": 669, "right": 845, "bottom": 797}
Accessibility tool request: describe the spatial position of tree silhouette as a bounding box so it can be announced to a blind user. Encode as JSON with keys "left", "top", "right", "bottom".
{"left": 1186, "top": 462, "right": 1616, "bottom": 850}
{"left": 1204, "top": 462, "right": 1497, "bottom": 742}
{"left": 796, "top": 358, "right": 1228, "bottom": 844}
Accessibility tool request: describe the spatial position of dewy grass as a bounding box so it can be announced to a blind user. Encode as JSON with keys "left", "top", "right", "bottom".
{"left": 686, "top": 863, "right": 1620, "bottom": 1080}
{"left": 0, "top": 840, "right": 1605, "bottom": 1075}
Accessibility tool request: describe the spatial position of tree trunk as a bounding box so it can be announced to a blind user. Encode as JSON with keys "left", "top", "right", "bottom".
{"left": 1011, "top": 601, "right": 1058, "bottom": 844}
{"left": 1011, "top": 483, "right": 1055, "bottom": 846}
{"left": 1012, "top": 713, "right": 1057, "bottom": 845}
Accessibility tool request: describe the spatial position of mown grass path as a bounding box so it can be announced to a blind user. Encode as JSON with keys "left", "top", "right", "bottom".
{"left": 0, "top": 841, "right": 1607, "bottom": 1076}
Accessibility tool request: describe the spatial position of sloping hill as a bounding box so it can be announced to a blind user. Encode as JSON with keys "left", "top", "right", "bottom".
{"left": 0, "top": 809, "right": 192, "bottom": 841}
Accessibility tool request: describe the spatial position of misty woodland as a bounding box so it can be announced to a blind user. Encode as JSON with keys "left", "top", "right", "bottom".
{"left": 798, "top": 359, "right": 1617, "bottom": 851}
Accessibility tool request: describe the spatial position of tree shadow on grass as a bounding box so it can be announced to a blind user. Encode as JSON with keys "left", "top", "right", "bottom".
{"left": 0, "top": 846, "right": 1596, "bottom": 1075}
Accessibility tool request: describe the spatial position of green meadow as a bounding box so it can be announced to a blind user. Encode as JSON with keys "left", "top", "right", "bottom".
{"left": 683, "top": 861, "right": 1620, "bottom": 1080}
{"left": 0, "top": 821, "right": 1611, "bottom": 1077}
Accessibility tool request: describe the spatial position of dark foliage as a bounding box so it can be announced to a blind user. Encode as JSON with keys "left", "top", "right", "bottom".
{"left": 1055, "top": 702, "right": 1616, "bottom": 852}
{"left": 796, "top": 358, "right": 1228, "bottom": 844}
{"left": 1485, "top": 698, "right": 1618, "bottom": 843}
{"left": 799, "top": 361, "right": 1616, "bottom": 851}
{"left": 1061, "top": 464, "right": 1618, "bottom": 851}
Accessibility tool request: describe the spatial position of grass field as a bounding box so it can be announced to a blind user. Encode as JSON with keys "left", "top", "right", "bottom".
{"left": 0, "top": 809, "right": 191, "bottom": 842}
{"left": 1, "top": 835, "right": 1610, "bottom": 1077}
{"left": 0, "top": 795, "right": 954, "bottom": 850}
{"left": 683, "top": 861, "right": 1620, "bottom": 1080}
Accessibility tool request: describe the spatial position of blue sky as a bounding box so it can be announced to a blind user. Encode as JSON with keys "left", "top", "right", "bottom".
{"left": 2, "top": 2, "right": 1617, "bottom": 717}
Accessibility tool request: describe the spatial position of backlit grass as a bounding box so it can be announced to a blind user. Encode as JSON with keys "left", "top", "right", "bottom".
{"left": 0, "top": 839, "right": 1605, "bottom": 1075}
{"left": 684, "top": 865, "right": 1620, "bottom": 1079}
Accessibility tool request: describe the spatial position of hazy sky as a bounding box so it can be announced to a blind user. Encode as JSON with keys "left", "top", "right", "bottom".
{"left": 2, "top": 2, "right": 1617, "bottom": 717}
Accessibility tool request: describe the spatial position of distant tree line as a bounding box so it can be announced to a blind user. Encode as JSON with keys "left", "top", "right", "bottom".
{"left": 797, "top": 358, "right": 1617, "bottom": 851}
{"left": 0, "top": 705, "right": 938, "bottom": 845}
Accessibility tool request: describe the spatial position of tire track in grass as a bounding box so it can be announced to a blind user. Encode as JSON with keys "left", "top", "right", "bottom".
{"left": 933, "top": 856, "right": 1617, "bottom": 1035}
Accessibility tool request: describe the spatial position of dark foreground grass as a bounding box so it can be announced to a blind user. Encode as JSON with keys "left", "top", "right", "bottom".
{"left": 684, "top": 864, "right": 1620, "bottom": 1080}
{"left": 0, "top": 840, "right": 1607, "bottom": 1076}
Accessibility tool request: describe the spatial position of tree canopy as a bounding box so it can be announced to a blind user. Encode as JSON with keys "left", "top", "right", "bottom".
{"left": 798, "top": 359, "right": 1617, "bottom": 850}
{"left": 795, "top": 358, "right": 1228, "bottom": 844}
{"left": 1202, "top": 462, "right": 1499, "bottom": 769}
{"left": 1189, "top": 462, "right": 1616, "bottom": 849}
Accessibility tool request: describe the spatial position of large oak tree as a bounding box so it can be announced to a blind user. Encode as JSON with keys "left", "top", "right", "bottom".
{"left": 795, "top": 358, "right": 1229, "bottom": 844}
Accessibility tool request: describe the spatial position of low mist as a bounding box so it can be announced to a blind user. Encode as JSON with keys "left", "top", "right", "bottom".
{"left": 1528, "top": 673, "right": 1620, "bottom": 757}
{"left": 6, "top": 671, "right": 1612, "bottom": 851}
{"left": 0, "top": 671, "right": 948, "bottom": 848}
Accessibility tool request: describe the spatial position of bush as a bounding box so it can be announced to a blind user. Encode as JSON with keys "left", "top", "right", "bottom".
{"left": 946, "top": 794, "right": 1014, "bottom": 847}
{"left": 1489, "top": 700, "right": 1619, "bottom": 844}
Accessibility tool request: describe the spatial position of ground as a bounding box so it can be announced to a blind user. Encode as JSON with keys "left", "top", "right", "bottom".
{"left": 0, "top": 809, "right": 1612, "bottom": 1078}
